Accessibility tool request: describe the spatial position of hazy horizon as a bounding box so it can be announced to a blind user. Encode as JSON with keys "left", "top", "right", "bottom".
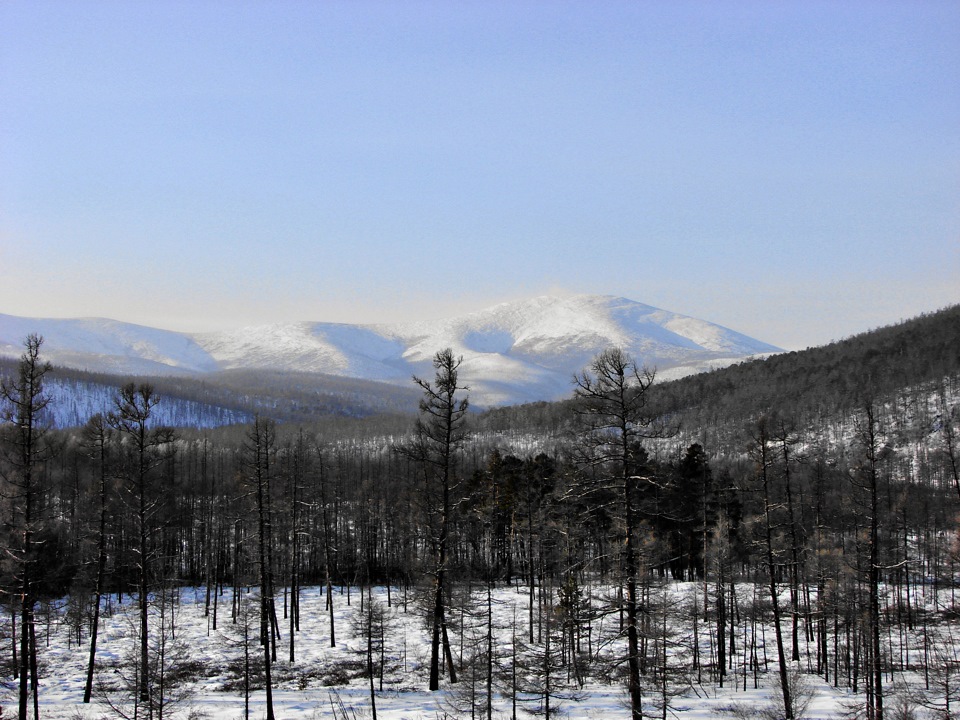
{"left": 2, "top": 2, "right": 958, "bottom": 351}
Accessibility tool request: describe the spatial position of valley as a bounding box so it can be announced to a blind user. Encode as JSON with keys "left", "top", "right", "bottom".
{"left": 0, "top": 304, "right": 957, "bottom": 719}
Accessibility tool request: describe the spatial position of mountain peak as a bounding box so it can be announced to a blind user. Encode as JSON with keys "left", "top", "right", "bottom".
{"left": 0, "top": 296, "right": 779, "bottom": 407}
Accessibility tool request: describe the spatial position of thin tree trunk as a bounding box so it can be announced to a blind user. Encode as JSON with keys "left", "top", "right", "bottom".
{"left": 757, "top": 422, "right": 793, "bottom": 719}
{"left": 83, "top": 466, "right": 108, "bottom": 703}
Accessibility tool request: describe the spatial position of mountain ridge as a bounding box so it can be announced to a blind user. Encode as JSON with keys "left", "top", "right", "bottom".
{"left": 0, "top": 295, "right": 780, "bottom": 407}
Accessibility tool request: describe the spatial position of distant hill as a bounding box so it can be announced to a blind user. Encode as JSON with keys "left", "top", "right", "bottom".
{"left": 0, "top": 295, "right": 779, "bottom": 408}
{"left": 657, "top": 304, "right": 960, "bottom": 419}
{"left": 475, "top": 304, "right": 960, "bottom": 445}
{"left": 3, "top": 304, "right": 955, "bottom": 439}
{"left": 0, "top": 358, "right": 423, "bottom": 429}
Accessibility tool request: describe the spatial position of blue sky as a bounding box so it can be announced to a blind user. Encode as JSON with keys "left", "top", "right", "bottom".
{"left": 1, "top": 1, "right": 957, "bottom": 350}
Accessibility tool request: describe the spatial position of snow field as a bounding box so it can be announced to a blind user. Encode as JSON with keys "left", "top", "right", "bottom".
{"left": 0, "top": 581, "right": 937, "bottom": 719}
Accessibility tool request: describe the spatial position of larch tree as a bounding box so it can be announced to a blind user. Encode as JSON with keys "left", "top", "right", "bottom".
{"left": 398, "top": 348, "right": 469, "bottom": 691}
{"left": 81, "top": 413, "right": 114, "bottom": 704}
{"left": 241, "top": 415, "right": 278, "bottom": 720}
{"left": 0, "top": 334, "right": 52, "bottom": 720}
{"left": 746, "top": 415, "right": 794, "bottom": 719}
{"left": 108, "top": 382, "right": 176, "bottom": 716}
{"left": 572, "top": 347, "right": 672, "bottom": 720}
{"left": 313, "top": 445, "right": 337, "bottom": 647}
{"left": 850, "top": 402, "right": 887, "bottom": 720}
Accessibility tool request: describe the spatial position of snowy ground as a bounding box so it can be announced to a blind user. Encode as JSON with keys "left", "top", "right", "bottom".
{"left": 0, "top": 583, "right": 892, "bottom": 719}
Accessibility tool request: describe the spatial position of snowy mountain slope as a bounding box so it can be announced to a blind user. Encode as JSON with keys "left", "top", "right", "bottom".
{"left": 369, "top": 295, "right": 779, "bottom": 401}
{"left": 37, "top": 375, "right": 250, "bottom": 429}
{"left": 0, "top": 314, "right": 218, "bottom": 375}
{"left": 196, "top": 322, "right": 410, "bottom": 379}
{"left": 0, "top": 296, "right": 780, "bottom": 407}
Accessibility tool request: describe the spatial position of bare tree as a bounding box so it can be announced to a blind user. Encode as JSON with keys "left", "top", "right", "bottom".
{"left": 938, "top": 386, "right": 960, "bottom": 500}
{"left": 108, "top": 383, "right": 176, "bottom": 716}
{"left": 241, "top": 415, "right": 278, "bottom": 720}
{"left": 746, "top": 416, "right": 794, "bottom": 719}
{"left": 572, "top": 347, "right": 672, "bottom": 720}
{"left": 850, "top": 403, "right": 887, "bottom": 720}
{"left": 94, "top": 579, "right": 194, "bottom": 720}
{"left": 397, "top": 348, "right": 469, "bottom": 690}
{"left": 0, "top": 334, "right": 51, "bottom": 720}
{"left": 314, "top": 445, "right": 338, "bottom": 647}
{"left": 82, "top": 413, "right": 114, "bottom": 704}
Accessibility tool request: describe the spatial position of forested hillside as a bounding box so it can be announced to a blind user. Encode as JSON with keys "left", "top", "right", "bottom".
{"left": 1, "top": 307, "right": 959, "bottom": 718}
{"left": 477, "top": 303, "right": 960, "bottom": 449}
{"left": 658, "top": 303, "right": 960, "bottom": 419}
{"left": 0, "top": 358, "right": 422, "bottom": 428}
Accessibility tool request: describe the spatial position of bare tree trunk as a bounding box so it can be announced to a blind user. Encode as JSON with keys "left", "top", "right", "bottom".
{"left": 572, "top": 348, "right": 672, "bottom": 720}
{"left": 400, "top": 349, "right": 469, "bottom": 691}
{"left": 861, "top": 405, "right": 884, "bottom": 720}
{"left": 316, "top": 449, "right": 337, "bottom": 647}
{"left": 246, "top": 416, "right": 276, "bottom": 720}
{"left": 753, "top": 418, "right": 794, "bottom": 719}
{"left": 1, "top": 336, "right": 50, "bottom": 720}
{"left": 84, "top": 417, "right": 111, "bottom": 703}
{"left": 29, "top": 616, "right": 39, "bottom": 720}
{"left": 624, "top": 471, "right": 643, "bottom": 720}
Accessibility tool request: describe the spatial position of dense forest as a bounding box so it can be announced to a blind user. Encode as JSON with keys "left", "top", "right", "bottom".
{"left": 1, "top": 305, "right": 959, "bottom": 719}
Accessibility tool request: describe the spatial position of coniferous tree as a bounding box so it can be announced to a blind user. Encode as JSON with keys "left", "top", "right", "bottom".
{"left": 397, "top": 348, "right": 469, "bottom": 690}
{"left": 572, "top": 347, "right": 673, "bottom": 720}
{"left": 850, "top": 403, "right": 887, "bottom": 720}
{"left": 0, "top": 334, "right": 52, "bottom": 720}
{"left": 81, "top": 413, "right": 114, "bottom": 704}
{"left": 747, "top": 415, "right": 794, "bottom": 719}
{"left": 241, "top": 415, "right": 278, "bottom": 720}
{"left": 108, "top": 382, "right": 176, "bottom": 715}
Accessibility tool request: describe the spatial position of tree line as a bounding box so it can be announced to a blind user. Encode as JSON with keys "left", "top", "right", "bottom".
{"left": 1, "top": 333, "right": 959, "bottom": 720}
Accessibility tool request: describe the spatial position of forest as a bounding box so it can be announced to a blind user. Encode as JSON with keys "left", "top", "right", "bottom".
{"left": 1, "top": 304, "right": 959, "bottom": 720}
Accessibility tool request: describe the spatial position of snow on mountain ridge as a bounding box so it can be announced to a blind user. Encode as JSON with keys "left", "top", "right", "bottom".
{"left": 0, "top": 296, "right": 780, "bottom": 406}
{"left": 198, "top": 323, "right": 350, "bottom": 373}
{"left": 0, "top": 313, "right": 219, "bottom": 374}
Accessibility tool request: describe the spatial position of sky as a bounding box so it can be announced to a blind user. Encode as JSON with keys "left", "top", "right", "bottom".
{"left": 1, "top": 1, "right": 958, "bottom": 351}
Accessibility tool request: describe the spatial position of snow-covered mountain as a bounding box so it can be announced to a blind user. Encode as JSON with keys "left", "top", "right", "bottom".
{"left": 0, "top": 296, "right": 780, "bottom": 407}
